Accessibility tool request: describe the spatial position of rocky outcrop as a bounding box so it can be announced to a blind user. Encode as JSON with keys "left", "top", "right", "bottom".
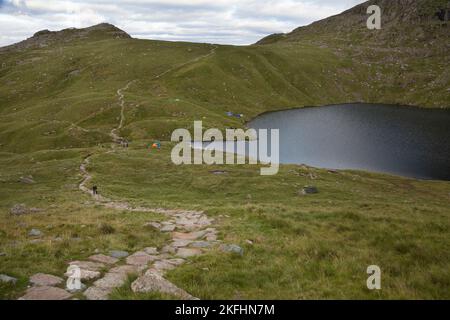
{"left": 0, "top": 23, "right": 131, "bottom": 52}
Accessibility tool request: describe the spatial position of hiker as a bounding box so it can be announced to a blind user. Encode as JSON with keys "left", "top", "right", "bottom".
{"left": 92, "top": 186, "right": 98, "bottom": 195}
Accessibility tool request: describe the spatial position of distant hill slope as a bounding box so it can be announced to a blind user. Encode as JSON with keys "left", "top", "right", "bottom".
{"left": 0, "top": 1, "right": 448, "bottom": 153}
{"left": 257, "top": 0, "right": 450, "bottom": 47}
{"left": 0, "top": 23, "right": 130, "bottom": 52}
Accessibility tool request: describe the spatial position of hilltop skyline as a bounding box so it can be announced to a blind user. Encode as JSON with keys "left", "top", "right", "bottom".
{"left": 0, "top": 0, "right": 365, "bottom": 46}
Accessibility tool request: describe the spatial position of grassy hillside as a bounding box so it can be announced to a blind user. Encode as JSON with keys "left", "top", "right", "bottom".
{"left": 0, "top": 4, "right": 449, "bottom": 154}
{"left": 0, "top": 1, "right": 449, "bottom": 300}
{"left": 1, "top": 145, "right": 449, "bottom": 299}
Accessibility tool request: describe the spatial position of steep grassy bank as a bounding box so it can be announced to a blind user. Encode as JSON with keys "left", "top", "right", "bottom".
{"left": 2, "top": 145, "right": 447, "bottom": 299}
{"left": 1, "top": 0, "right": 449, "bottom": 300}
{"left": 1, "top": 19, "right": 448, "bottom": 154}
{"left": 86, "top": 145, "right": 450, "bottom": 299}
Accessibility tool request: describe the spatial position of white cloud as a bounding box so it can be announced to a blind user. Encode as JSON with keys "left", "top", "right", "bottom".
{"left": 0, "top": 0, "right": 366, "bottom": 46}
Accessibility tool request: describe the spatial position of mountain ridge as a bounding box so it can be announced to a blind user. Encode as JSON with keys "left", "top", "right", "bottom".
{"left": 0, "top": 1, "right": 448, "bottom": 154}
{"left": 0, "top": 23, "right": 130, "bottom": 52}
{"left": 256, "top": 0, "right": 450, "bottom": 46}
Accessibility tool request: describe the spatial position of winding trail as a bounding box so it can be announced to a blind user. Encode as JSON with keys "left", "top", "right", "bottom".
{"left": 21, "top": 49, "right": 226, "bottom": 300}
{"left": 153, "top": 45, "right": 218, "bottom": 80}
{"left": 110, "top": 80, "right": 136, "bottom": 145}
{"left": 73, "top": 80, "right": 219, "bottom": 300}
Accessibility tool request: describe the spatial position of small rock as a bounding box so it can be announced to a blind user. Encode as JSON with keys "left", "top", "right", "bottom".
{"left": 210, "top": 170, "right": 228, "bottom": 175}
{"left": 143, "top": 247, "right": 159, "bottom": 255}
{"left": 19, "top": 175, "right": 35, "bottom": 184}
{"left": 176, "top": 248, "right": 203, "bottom": 258}
{"left": 126, "top": 252, "right": 159, "bottom": 266}
{"left": 77, "top": 270, "right": 101, "bottom": 281}
{"left": 67, "top": 282, "right": 86, "bottom": 293}
{"left": 10, "top": 204, "right": 41, "bottom": 216}
{"left": 221, "top": 244, "right": 244, "bottom": 256}
{"left": 68, "top": 260, "right": 105, "bottom": 272}
{"left": 245, "top": 240, "right": 254, "bottom": 245}
{"left": 190, "top": 241, "right": 212, "bottom": 248}
{"left": 68, "top": 69, "right": 80, "bottom": 77}
{"left": 131, "top": 271, "right": 197, "bottom": 300}
{"left": 160, "top": 225, "right": 176, "bottom": 232}
{"left": 94, "top": 272, "right": 128, "bottom": 289}
{"left": 10, "top": 204, "right": 28, "bottom": 215}
{"left": 109, "top": 265, "right": 139, "bottom": 275}
{"left": 167, "top": 258, "right": 185, "bottom": 266}
{"left": 161, "top": 245, "right": 176, "bottom": 254}
{"left": 84, "top": 286, "right": 110, "bottom": 300}
{"left": 173, "top": 230, "right": 207, "bottom": 241}
{"left": 153, "top": 260, "right": 177, "bottom": 272}
{"left": 172, "top": 239, "right": 193, "bottom": 248}
{"left": 109, "top": 250, "right": 129, "bottom": 259}
{"left": 0, "top": 252, "right": 6, "bottom": 257}
{"left": 19, "top": 286, "right": 72, "bottom": 300}
{"left": 0, "top": 274, "right": 17, "bottom": 284}
{"left": 301, "top": 186, "right": 319, "bottom": 195}
{"left": 30, "top": 273, "right": 63, "bottom": 287}
{"left": 205, "top": 234, "right": 218, "bottom": 241}
{"left": 28, "top": 229, "right": 42, "bottom": 237}
{"left": 144, "top": 222, "right": 161, "bottom": 229}
{"left": 89, "top": 254, "right": 119, "bottom": 265}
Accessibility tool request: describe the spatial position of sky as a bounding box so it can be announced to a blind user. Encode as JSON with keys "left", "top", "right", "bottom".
{"left": 0, "top": 0, "right": 367, "bottom": 47}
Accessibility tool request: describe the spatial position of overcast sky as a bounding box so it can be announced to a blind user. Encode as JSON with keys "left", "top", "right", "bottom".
{"left": 0, "top": 0, "right": 366, "bottom": 46}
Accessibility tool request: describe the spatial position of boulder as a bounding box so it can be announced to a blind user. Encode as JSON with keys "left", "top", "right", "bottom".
{"left": 144, "top": 222, "right": 162, "bottom": 229}
{"left": 190, "top": 241, "right": 213, "bottom": 248}
{"left": 301, "top": 186, "right": 319, "bottom": 195}
{"left": 84, "top": 286, "right": 110, "bottom": 300}
{"left": 67, "top": 282, "right": 86, "bottom": 293}
{"left": 126, "top": 251, "right": 158, "bottom": 266}
{"left": 176, "top": 248, "right": 203, "bottom": 258}
{"left": 28, "top": 229, "right": 43, "bottom": 237}
{"left": 172, "top": 230, "right": 207, "bottom": 241}
{"left": 19, "top": 175, "right": 35, "bottom": 184}
{"left": 89, "top": 254, "right": 119, "bottom": 265}
{"left": 93, "top": 272, "right": 128, "bottom": 289}
{"left": 143, "top": 247, "right": 159, "bottom": 255}
{"left": 10, "top": 204, "right": 42, "bottom": 216}
{"left": 160, "top": 224, "right": 176, "bottom": 232}
{"left": 109, "top": 250, "right": 130, "bottom": 259}
{"left": 30, "top": 273, "right": 63, "bottom": 287}
{"left": 77, "top": 270, "right": 101, "bottom": 281}
{"left": 172, "top": 239, "right": 193, "bottom": 248}
{"left": 131, "top": 271, "right": 197, "bottom": 300}
{"left": 19, "top": 286, "right": 72, "bottom": 300}
{"left": 109, "top": 265, "right": 140, "bottom": 275}
{"left": 10, "top": 204, "right": 28, "bottom": 215}
{"left": 68, "top": 260, "right": 105, "bottom": 272}
{"left": 221, "top": 244, "right": 244, "bottom": 256}
{"left": 153, "top": 260, "right": 177, "bottom": 272}
{"left": 0, "top": 274, "right": 17, "bottom": 284}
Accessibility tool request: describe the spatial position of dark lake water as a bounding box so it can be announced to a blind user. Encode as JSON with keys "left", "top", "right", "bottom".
{"left": 248, "top": 103, "right": 450, "bottom": 180}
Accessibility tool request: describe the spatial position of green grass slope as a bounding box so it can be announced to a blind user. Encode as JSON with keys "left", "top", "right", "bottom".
{"left": 0, "top": 1, "right": 449, "bottom": 300}
{"left": 1, "top": 2, "right": 448, "bottom": 153}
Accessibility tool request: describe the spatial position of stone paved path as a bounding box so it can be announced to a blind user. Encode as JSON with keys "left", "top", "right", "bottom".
{"left": 19, "top": 81, "right": 223, "bottom": 300}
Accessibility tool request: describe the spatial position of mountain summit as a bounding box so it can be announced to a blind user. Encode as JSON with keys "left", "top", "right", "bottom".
{"left": 1, "top": 23, "right": 130, "bottom": 52}
{"left": 257, "top": 0, "right": 450, "bottom": 46}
